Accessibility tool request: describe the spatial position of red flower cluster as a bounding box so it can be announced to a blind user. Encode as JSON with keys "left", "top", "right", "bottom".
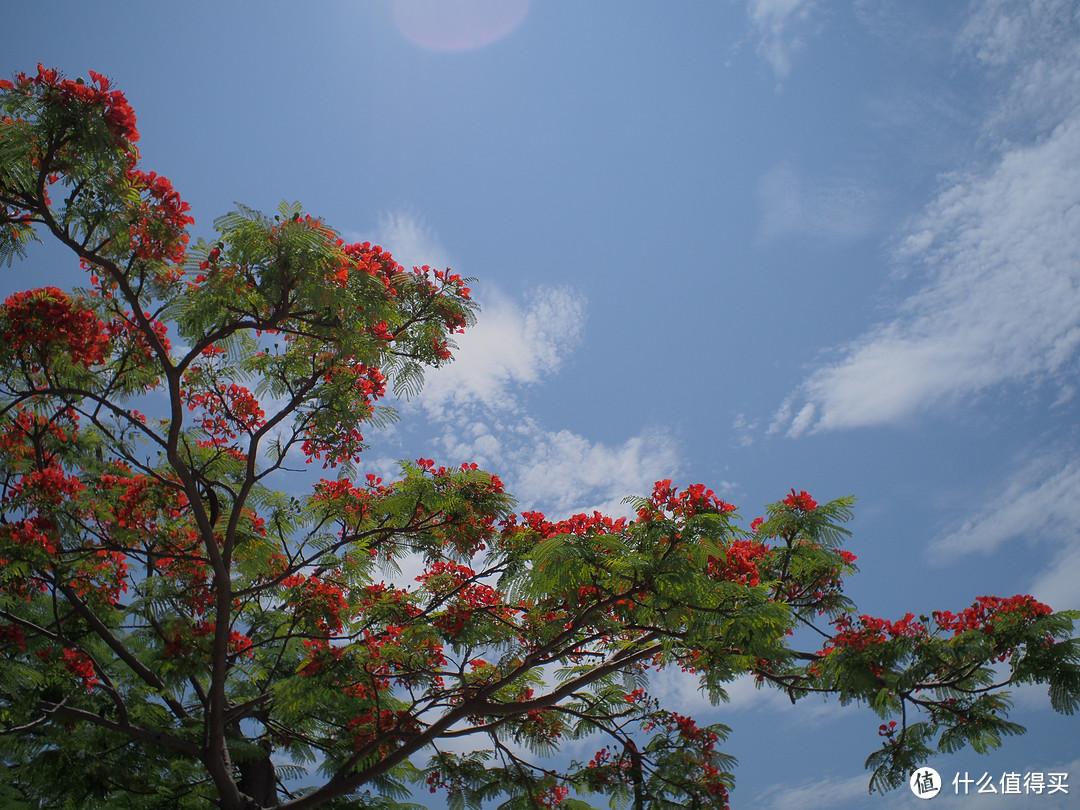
{"left": 431, "top": 267, "right": 471, "bottom": 301}
{"left": 69, "top": 549, "right": 130, "bottom": 604}
{"left": 0, "top": 623, "right": 27, "bottom": 650}
{"left": 341, "top": 242, "right": 401, "bottom": 293}
{"left": 60, "top": 648, "right": 98, "bottom": 690}
{"left": 98, "top": 470, "right": 157, "bottom": 532}
{"left": 296, "top": 639, "right": 346, "bottom": 678}
{"left": 368, "top": 321, "right": 394, "bottom": 341}
{"left": 104, "top": 312, "right": 172, "bottom": 368}
{"left": 0, "top": 65, "right": 138, "bottom": 143}
{"left": 345, "top": 708, "right": 418, "bottom": 752}
{"left": 297, "top": 362, "right": 387, "bottom": 467}
{"left": 7, "top": 465, "right": 85, "bottom": 506}
{"left": 124, "top": 168, "right": 194, "bottom": 264}
{"left": 1, "top": 515, "right": 59, "bottom": 555}
{"left": 3, "top": 68, "right": 191, "bottom": 280}
{"left": 825, "top": 612, "right": 926, "bottom": 655}
{"left": 534, "top": 785, "right": 569, "bottom": 808}
{"left": 878, "top": 720, "right": 898, "bottom": 738}
{"left": 933, "top": 595, "right": 1053, "bottom": 636}
{"left": 155, "top": 553, "right": 213, "bottom": 617}
{"left": 425, "top": 768, "right": 466, "bottom": 796}
{"left": 783, "top": 489, "right": 818, "bottom": 511}
{"left": 416, "top": 561, "right": 513, "bottom": 635}
{"left": 0, "top": 406, "right": 78, "bottom": 464}
{"left": 709, "top": 539, "right": 771, "bottom": 586}
{"left": 162, "top": 620, "right": 252, "bottom": 659}
{"left": 301, "top": 425, "right": 366, "bottom": 468}
{"left": 642, "top": 711, "right": 730, "bottom": 806}
{"left": 509, "top": 509, "right": 628, "bottom": 540}
{"left": 1, "top": 287, "right": 109, "bottom": 369}
{"left": 184, "top": 382, "right": 266, "bottom": 445}
{"left": 321, "top": 360, "right": 386, "bottom": 397}
{"left": 641, "top": 479, "right": 736, "bottom": 520}
{"left": 281, "top": 574, "right": 349, "bottom": 635}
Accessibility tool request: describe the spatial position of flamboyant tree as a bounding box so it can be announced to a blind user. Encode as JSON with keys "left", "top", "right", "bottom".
{"left": 0, "top": 66, "right": 1077, "bottom": 810}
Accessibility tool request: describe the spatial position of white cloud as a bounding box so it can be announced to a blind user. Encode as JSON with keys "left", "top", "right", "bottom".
{"left": 419, "top": 285, "right": 586, "bottom": 414}
{"left": 756, "top": 162, "right": 877, "bottom": 243}
{"left": 652, "top": 668, "right": 790, "bottom": 717}
{"left": 1011, "top": 677, "right": 1069, "bottom": 714}
{"left": 746, "top": 0, "right": 822, "bottom": 82}
{"left": 732, "top": 413, "right": 759, "bottom": 447}
{"left": 756, "top": 772, "right": 870, "bottom": 810}
{"left": 957, "top": 0, "right": 1080, "bottom": 137}
{"left": 1029, "top": 542, "right": 1080, "bottom": 612}
{"left": 510, "top": 425, "right": 680, "bottom": 516}
{"left": 363, "top": 212, "right": 681, "bottom": 517}
{"left": 773, "top": 1, "right": 1080, "bottom": 436}
{"left": 418, "top": 308, "right": 677, "bottom": 515}
{"left": 435, "top": 415, "right": 680, "bottom": 517}
{"left": 933, "top": 458, "right": 1080, "bottom": 558}
{"left": 776, "top": 112, "right": 1080, "bottom": 435}
{"left": 930, "top": 453, "right": 1080, "bottom": 612}
{"left": 362, "top": 267, "right": 681, "bottom": 517}
{"left": 359, "top": 210, "right": 587, "bottom": 415}
{"left": 366, "top": 210, "right": 452, "bottom": 272}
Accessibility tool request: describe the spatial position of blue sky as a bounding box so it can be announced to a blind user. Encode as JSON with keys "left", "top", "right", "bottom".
{"left": 6, "top": 1, "right": 1080, "bottom": 806}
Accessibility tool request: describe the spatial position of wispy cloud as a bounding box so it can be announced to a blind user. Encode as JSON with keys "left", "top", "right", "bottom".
{"left": 497, "top": 424, "right": 679, "bottom": 516}
{"left": 755, "top": 772, "right": 870, "bottom": 810}
{"left": 732, "top": 413, "right": 759, "bottom": 448}
{"left": 418, "top": 283, "right": 678, "bottom": 516}
{"left": 433, "top": 415, "right": 680, "bottom": 517}
{"left": 419, "top": 285, "right": 586, "bottom": 414}
{"left": 931, "top": 452, "right": 1080, "bottom": 611}
{"left": 361, "top": 210, "right": 452, "bottom": 272}
{"left": 366, "top": 211, "right": 586, "bottom": 415}
{"left": 1029, "top": 543, "right": 1080, "bottom": 612}
{"left": 745, "top": 0, "right": 822, "bottom": 82}
{"left": 756, "top": 161, "right": 877, "bottom": 243}
{"left": 933, "top": 457, "right": 1080, "bottom": 558}
{"left": 957, "top": 0, "right": 1080, "bottom": 138}
{"left": 776, "top": 111, "right": 1080, "bottom": 435}
{"left": 368, "top": 210, "right": 681, "bottom": 516}
{"left": 773, "top": 1, "right": 1080, "bottom": 436}
{"left": 650, "top": 667, "right": 853, "bottom": 725}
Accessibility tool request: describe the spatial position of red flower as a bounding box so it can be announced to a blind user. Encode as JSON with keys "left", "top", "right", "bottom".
{"left": 61, "top": 649, "right": 98, "bottom": 690}
{"left": 783, "top": 489, "right": 818, "bottom": 511}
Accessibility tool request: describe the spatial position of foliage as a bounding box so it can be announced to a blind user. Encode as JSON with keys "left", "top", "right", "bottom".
{"left": 1, "top": 66, "right": 1078, "bottom": 810}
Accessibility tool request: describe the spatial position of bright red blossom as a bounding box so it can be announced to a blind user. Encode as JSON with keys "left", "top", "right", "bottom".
{"left": 1, "top": 288, "right": 110, "bottom": 368}
{"left": 783, "top": 489, "right": 818, "bottom": 511}
{"left": 282, "top": 574, "right": 349, "bottom": 634}
{"left": 2, "top": 65, "right": 139, "bottom": 142}
{"left": 640, "top": 479, "right": 737, "bottom": 520}
{"left": 933, "top": 595, "right": 1053, "bottom": 636}
{"left": 60, "top": 649, "right": 98, "bottom": 690}
{"left": 709, "top": 539, "right": 771, "bottom": 586}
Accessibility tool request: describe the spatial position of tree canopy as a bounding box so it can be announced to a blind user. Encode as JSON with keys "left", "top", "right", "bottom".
{"left": 1, "top": 65, "right": 1077, "bottom": 810}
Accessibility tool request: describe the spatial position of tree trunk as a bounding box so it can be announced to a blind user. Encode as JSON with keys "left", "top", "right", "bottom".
{"left": 238, "top": 752, "right": 277, "bottom": 808}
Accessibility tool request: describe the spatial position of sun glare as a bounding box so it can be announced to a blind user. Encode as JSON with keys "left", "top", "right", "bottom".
{"left": 392, "top": 0, "right": 530, "bottom": 52}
